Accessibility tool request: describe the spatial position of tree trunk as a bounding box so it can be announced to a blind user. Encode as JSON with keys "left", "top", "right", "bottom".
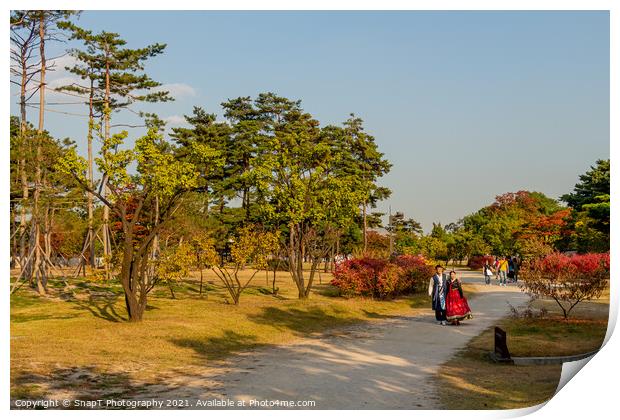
{"left": 304, "top": 258, "right": 321, "bottom": 298}
{"left": 288, "top": 225, "right": 307, "bottom": 299}
{"left": 323, "top": 247, "right": 330, "bottom": 273}
{"left": 10, "top": 206, "right": 17, "bottom": 268}
{"left": 297, "top": 228, "right": 306, "bottom": 298}
{"left": 18, "top": 49, "right": 29, "bottom": 268}
{"left": 87, "top": 79, "right": 95, "bottom": 269}
{"left": 32, "top": 13, "right": 47, "bottom": 294}
{"left": 362, "top": 201, "right": 367, "bottom": 253}
{"left": 102, "top": 54, "right": 112, "bottom": 280}
{"left": 44, "top": 205, "right": 52, "bottom": 263}
{"left": 243, "top": 187, "right": 250, "bottom": 221}
{"left": 119, "top": 232, "right": 143, "bottom": 321}
{"left": 152, "top": 196, "right": 160, "bottom": 254}
{"left": 122, "top": 259, "right": 145, "bottom": 322}
{"left": 272, "top": 264, "right": 278, "bottom": 295}
{"left": 334, "top": 236, "right": 340, "bottom": 267}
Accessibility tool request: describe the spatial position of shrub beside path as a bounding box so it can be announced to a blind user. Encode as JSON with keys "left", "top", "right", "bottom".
{"left": 154, "top": 271, "right": 531, "bottom": 409}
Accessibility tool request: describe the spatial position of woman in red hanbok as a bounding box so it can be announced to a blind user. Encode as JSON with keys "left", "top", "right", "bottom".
{"left": 445, "top": 271, "right": 472, "bottom": 325}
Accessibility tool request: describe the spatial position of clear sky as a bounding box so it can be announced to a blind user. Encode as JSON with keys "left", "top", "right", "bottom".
{"left": 10, "top": 11, "right": 610, "bottom": 232}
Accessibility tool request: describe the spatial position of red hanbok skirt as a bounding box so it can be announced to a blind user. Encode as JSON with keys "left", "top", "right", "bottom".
{"left": 446, "top": 284, "right": 472, "bottom": 321}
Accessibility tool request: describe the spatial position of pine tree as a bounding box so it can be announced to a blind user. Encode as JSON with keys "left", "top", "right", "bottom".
{"left": 57, "top": 22, "right": 173, "bottom": 277}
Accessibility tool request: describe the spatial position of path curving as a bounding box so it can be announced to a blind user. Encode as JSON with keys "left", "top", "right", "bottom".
{"left": 187, "top": 271, "right": 530, "bottom": 409}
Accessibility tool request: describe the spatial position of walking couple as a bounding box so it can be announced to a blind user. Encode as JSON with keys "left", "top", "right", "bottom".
{"left": 428, "top": 265, "right": 472, "bottom": 326}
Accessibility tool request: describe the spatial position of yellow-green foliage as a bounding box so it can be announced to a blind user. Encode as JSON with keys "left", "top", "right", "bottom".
{"left": 230, "top": 225, "right": 280, "bottom": 269}
{"left": 157, "top": 243, "right": 194, "bottom": 284}
{"left": 188, "top": 233, "right": 220, "bottom": 268}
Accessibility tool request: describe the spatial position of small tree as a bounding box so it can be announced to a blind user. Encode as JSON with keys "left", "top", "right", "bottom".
{"left": 156, "top": 242, "right": 194, "bottom": 299}
{"left": 188, "top": 233, "right": 219, "bottom": 296}
{"left": 267, "top": 241, "right": 286, "bottom": 295}
{"left": 58, "top": 127, "right": 218, "bottom": 321}
{"left": 520, "top": 253, "right": 609, "bottom": 319}
{"left": 211, "top": 225, "right": 279, "bottom": 304}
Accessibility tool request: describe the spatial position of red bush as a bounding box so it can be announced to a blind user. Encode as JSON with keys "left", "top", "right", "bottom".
{"left": 467, "top": 255, "right": 494, "bottom": 270}
{"left": 520, "top": 252, "right": 609, "bottom": 319}
{"left": 331, "top": 255, "right": 433, "bottom": 299}
{"left": 393, "top": 255, "right": 435, "bottom": 293}
{"left": 569, "top": 253, "right": 610, "bottom": 274}
{"left": 527, "top": 252, "right": 609, "bottom": 279}
{"left": 331, "top": 257, "right": 381, "bottom": 297}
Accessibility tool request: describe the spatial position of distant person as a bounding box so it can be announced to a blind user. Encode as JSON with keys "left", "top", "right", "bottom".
{"left": 498, "top": 257, "right": 508, "bottom": 286}
{"left": 483, "top": 261, "right": 493, "bottom": 285}
{"left": 445, "top": 271, "right": 473, "bottom": 325}
{"left": 493, "top": 257, "right": 500, "bottom": 280}
{"left": 428, "top": 264, "right": 449, "bottom": 326}
{"left": 513, "top": 255, "right": 521, "bottom": 282}
{"left": 508, "top": 257, "right": 515, "bottom": 282}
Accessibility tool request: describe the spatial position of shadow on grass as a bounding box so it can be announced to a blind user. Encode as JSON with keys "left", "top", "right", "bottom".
{"left": 186, "top": 284, "right": 217, "bottom": 295}
{"left": 11, "top": 313, "right": 80, "bottom": 323}
{"left": 312, "top": 284, "right": 341, "bottom": 297}
{"left": 10, "top": 294, "right": 46, "bottom": 309}
{"left": 248, "top": 306, "right": 359, "bottom": 336}
{"left": 71, "top": 296, "right": 125, "bottom": 323}
{"left": 404, "top": 292, "right": 431, "bottom": 309}
{"left": 170, "top": 330, "right": 260, "bottom": 360}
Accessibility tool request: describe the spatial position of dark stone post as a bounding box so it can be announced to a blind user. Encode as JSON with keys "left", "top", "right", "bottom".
{"left": 490, "top": 326, "right": 513, "bottom": 363}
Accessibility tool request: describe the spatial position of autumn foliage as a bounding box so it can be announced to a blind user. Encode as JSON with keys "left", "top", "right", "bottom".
{"left": 467, "top": 255, "right": 494, "bottom": 270}
{"left": 393, "top": 255, "right": 436, "bottom": 293}
{"left": 331, "top": 255, "right": 434, "bottom": 299}
{"left": 520, "top": 252, "right": 609, "bottom": 319}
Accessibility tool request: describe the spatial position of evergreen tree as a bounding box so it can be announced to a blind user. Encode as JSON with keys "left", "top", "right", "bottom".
{"left": 57, "top": 21, "right": 173, "bottom": 277}
{"left": 342, "top": 114, "right": 392, "bottom": 252}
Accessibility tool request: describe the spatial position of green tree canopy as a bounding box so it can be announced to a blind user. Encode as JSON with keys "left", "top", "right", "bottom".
{"left": 561, "top": 159, "right": 610, "bottom": 211}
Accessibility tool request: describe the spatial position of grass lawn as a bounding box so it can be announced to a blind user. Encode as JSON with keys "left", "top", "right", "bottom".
{"left": 11, "top": 267, "right": 430, "bottom": 400}
{"left": 436, "top": 287, "right": 609, "bottom": 410}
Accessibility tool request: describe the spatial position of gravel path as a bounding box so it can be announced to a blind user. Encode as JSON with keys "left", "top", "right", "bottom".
{"left": 194, "top": 272, "right": 530, "bottom": 409}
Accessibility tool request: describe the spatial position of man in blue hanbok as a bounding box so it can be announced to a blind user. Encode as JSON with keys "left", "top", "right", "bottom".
{"left": 428, "top": 264, "right": 449, "bottom": 325}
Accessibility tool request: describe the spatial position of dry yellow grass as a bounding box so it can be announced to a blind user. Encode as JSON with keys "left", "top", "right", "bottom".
{"left": 11, "top": 268, "right": 429, "bottom": 399}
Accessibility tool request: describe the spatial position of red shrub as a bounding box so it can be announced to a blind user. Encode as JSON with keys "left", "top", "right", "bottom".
{"left": 393, "top": 255, "right": 435, "bottom": 293}
{"left": 467, "top": 255, "right": 494, "bottom": 270}
{"left": 520, "top": 252, "right": 609, "bottom": 319}
{"left": 527, "top": 252, "right": 609, "bottom": 279}
{"left": 331, "top": 255, "right": 433, "bottom": 299}
{"left": 569, "top": 253, "right": 610, "bottom": 274}
{"left": 331, "top": 257, "right": 381, "bottom": 297}
{"left": 375, "top": 262, "right": 403, "bottom": 299}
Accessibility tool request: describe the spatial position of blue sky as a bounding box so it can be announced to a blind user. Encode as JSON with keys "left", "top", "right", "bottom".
{"left": 10, "top": 11, "right": 610, "bottom": 231}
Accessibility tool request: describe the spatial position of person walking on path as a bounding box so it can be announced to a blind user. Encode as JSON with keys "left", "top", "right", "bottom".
{"left": 445, "top": 271, "right": 473, "bottom": 325}
{"left": 428, "top": 264, "right": 449, "bottom": 325}
{"left": 508, "top": 257, "right": 515, "bottom": 283}
{"left": 498, "top": 256, "right": 508, "bottom": 286}
{"left": 513, "top": 255, "right": 521, "bottom": 282}
{"left": 493, "top": 257, "right": 500, "bottom": 281}
{"left": 483, "top": 261, "right": 493, "bottom": 285}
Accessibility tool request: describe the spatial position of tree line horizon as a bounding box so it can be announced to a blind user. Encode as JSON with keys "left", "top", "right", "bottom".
{"left": 10, "top": 10, "right": 610, "bottom": 322}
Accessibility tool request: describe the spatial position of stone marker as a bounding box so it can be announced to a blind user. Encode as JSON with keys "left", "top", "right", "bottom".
{"left": 490, "top": 326, "right": 513, "bottom": 363}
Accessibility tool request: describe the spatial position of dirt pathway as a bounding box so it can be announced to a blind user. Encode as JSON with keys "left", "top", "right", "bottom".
{"left": 165, "top": 272, "right": 530, "bottom": 409}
